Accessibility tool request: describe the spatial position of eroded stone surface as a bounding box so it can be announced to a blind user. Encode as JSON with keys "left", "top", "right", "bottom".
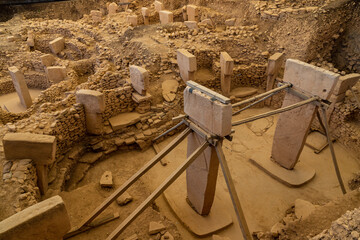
{"left": 0, "top": 195, "right": 70, "bottom": 240}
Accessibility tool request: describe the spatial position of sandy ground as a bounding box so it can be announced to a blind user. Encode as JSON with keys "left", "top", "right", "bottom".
{"left": 61, "top": 107, "right": 360, "bottom": 240}
{"left": 0, "top": 89, "right": 43, "bottom": 113}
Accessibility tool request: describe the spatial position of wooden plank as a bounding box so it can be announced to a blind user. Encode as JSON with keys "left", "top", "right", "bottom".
{"left": 215, "top": 143, "right": 253, "bottom": 240}
{"left": 74, "top": 128, "right": 191, "bottom": 230}
{"left": 271, "top": 59, "right": 339, "bottom": 170}
{"left": 152, "top": 143, "right": 168, "bottom": 166}
{"left": 106, "top": 141, "right": 210, "bottom": 240}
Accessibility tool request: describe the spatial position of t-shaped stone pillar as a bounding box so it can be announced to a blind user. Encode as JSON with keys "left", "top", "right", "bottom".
{"left": 142, "top": 7, "right": 150, "bottom": 25}
{"left": 177, "top": 49, "right": 197, "bottom": 83}
{"left": 3, "top": 133, "right": 56, "bottom": 194}
{"left": 220, "top": 52, "right": 234, "bottom": 97}
{"left": 8, "top": 66, "right": 33, "bottom": 109}
{"left": 184, "top": 84, "right": 232, "bottom": 215}
{"left": 272, "top": 59, "right": 339, "bottom": 169}
{"left": 76, "top": 89, "right": 105, "bottom": 135}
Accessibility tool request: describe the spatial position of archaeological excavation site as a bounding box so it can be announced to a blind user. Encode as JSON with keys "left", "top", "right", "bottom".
{"left": 1, "top": 0, "right": 360, "bottom": 239}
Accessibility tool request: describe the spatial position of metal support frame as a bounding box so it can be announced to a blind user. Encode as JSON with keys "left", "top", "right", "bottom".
{"left": 65, "top": 117, "right": 253, "bottom": 240}
{"left": 215, "top": 141, "right": 253, "bottom": 240}
{"left": 64, "top": 128, "right": 192, "bottom": 239}
{"left": 231, "top": 83, "right": 346, "bottom": 195}
{"left": 232, "top": 96, "right": 319, "bottom": 127}
{"left": 319, "top": 107, "right": 347, "bottom": 194}
{"left": 106, "top": 140, "right": 210, "bottom": 240}
{"left": 232, "top": 83, "right": 291, "bottom": 108}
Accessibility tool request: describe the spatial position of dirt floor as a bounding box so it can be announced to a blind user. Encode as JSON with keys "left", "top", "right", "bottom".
{"left": 0, "top": 89, "right": 42, "bottom": 113}
{"left": 59, "top": 107, "right": 360, "bottom": 240}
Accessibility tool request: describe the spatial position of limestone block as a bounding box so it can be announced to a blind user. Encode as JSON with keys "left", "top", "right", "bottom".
{"left": 225, "top": 18, "right": 236, "bottom": 26}
{"left": 85, "top": 112, "right": 103, "bottom": 135}
{"left": 76, "top": 89, "right": 105, "bottom": 113}
{"left": 132, "top": 92, "right": 152, "bottom": 103}
{"left": 184, "top": 86, "right": 232, "bottom": 137}
{"left": 159, "top": 10, "right": 173, "bottom": 24}
{"left": 3, "top": 133, "right": 56, "bottom": 165}
{"left": 187, "top": 5, "right": 199, "bottom": 22}
{"left": 177, "top": 49, "right": 197, "bottom": 82}
{"left": 220, "top": 52, "right": 234, "bottom": 75}
{"left": 127, "top": 15, "right": 138, "bottom": 26}
{"left": 154, "top": 0, "right": 164, "bottom": 12}
{"left": 108, "top": 2, "right": 118, "bottom": 15}
{"left": 40, "top": 54, "right": 55, "bottom": 67}
{"left": 149, "top": 221, "right": 166, "bottom": 234}
{"left": 49, "top": 37, "right": 65, "bottom": 54}
{"left": 267, "top": 52, "right": 285, "bottom": 75}
{"left": 272, "top": 60, "right": 339, "bottom": 169}
{"left": 184, "top": 21, "right": 198, "bottom": 29}
{"left": 283, "top": 59, "right": 339, "bottom": 100}
{"left": 45, "top": 66, "right": 66, "bottom": 83}
{"left": 90, "top": 10, "right": 102, "bottom": 23}
{"left": 129, "top": 65, "right": 149, "bottom": 95}
{"left": 0, "top": 195, "right": 70, "bottom": 240}
{"left": 141, "top": 7, "right": 150, "bottom": 16}
{"left": 182, "top": 6, "right": 188, "bottom": 21}
{"left": 8, "top": 66, "right": 32, "bottom": 109}
{"left": 116, "top": 191, "right": 133, "bottom": 206}
{"left": 333, "top": 73, "right": 360, "bottom": 95}
{"left": 201, "top": 19, "right": 214, "bottom": 28}
{"left": 100, "top": 171, "right": 113, "bottom": 187}
{"left": 142, "top": 7, "right": 150, "bottom": 25}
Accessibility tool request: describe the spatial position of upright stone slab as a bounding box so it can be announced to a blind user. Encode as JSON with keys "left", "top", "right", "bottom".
{"left": 49, "top": 37, "right": 65, "bottom": 54}
{"left": 108, "top": 2, "right": 118, "bottom": 15}
{"left": 0, "top": 195, "right": 70, "bottom": 240}
{"left": 327, "top": 73, "right": 360, "bottom": 121}
{"left": 142, "top": 7, "right": 150, "bottom": 25}
{"left": 129, "top": 65, "right": 149, "bottom": 95}
{"left": 265, "top": 52, "right": 285, "bottom": 105}
{"left": 220, "top": 52, "right": 234, "bottom": 97}
{"left": 76, "top": 89, "right": 105, "bottom": 135}
{"left": 90, "top": 10, "right": 102, "bottom": 23}
{"left": 127, "top": 15, "right": 138, "bottom": 26}
{"left": 182, "top": 6, "right": 188, "bottom": 21}
{"left": 159, "top": 10, "right": 173, "bottom": 24}
{"left": 271, "top": 59, "right": 339, "bottom": 169}
{"left": 45, "top": 66, "right": 66, "bottom": 83}
{"left": 177, "top": 49, "right": 197, "bottom": 82}
{"left": 154, "top": 0, "right": 164, "bottom": 12}
{"left": 8, "top": 66, "right": 32, "bottom": 109}
{"left": 187, "top": 5, "right": 199, "bottom": 22}
{"left": 186, "top": 132, "right": 220, "bottom": 215}
{"left": 40, "top": 54, "right": 55, "bottom": 67}
{"left": 3, "top": 133, "right": 56, "bottom": 194}
{"left": 184, "top": 84, "right": 232, "bottom": 215}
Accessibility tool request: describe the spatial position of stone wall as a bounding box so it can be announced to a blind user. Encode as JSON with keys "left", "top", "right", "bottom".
{"left": 103, "top": 84, "right": 135, "bottom": 121}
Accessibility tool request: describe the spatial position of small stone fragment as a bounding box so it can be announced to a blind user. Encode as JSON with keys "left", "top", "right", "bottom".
{"left": 148, "top": 221, "right": 166, "bottom": 235}
{"left": 100, "top": 171, "right": 113, "bottom": 187}
{"left": 116, "top": 191, "right": 133, "bottom": 206}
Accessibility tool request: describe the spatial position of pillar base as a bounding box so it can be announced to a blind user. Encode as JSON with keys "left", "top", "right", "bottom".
{"left": 163, "top": 174, "right": 233, "bottom": 237}
{"left": 249, "top": 157, "right": 315, "bottom": 187}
